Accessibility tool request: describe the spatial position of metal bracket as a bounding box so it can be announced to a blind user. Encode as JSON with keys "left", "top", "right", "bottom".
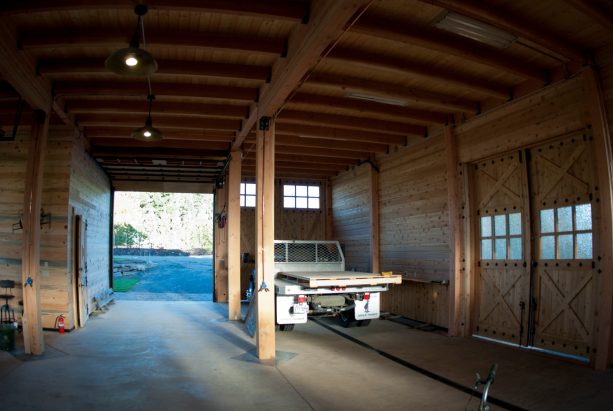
{"left": 258, "top": 281, "right": 270, "bottom": 292}
{"left": 12, "top": 216, "right": 23, "bottom": 232}
{"left": 40, "top": 208, "right": 51, "bottom": 228}
{"left": 258, "top": 116, "right": 270, "bottom": 131}
{"left": 25, "top": 277, "right": 33, "bottom": 287}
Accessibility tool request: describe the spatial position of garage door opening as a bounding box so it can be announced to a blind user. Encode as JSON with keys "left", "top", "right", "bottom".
{"left": 112, "top": 191, "right": 214, "bottom": 301}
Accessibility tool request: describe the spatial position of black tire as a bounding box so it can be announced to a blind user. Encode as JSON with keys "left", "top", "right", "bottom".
{"left": 279, "top": 324, "right": 295, "bottom": 332}
{"left": 356, "top": 319, "right": 371, "bottom": 327}
{"left": 339, "top": 309, "right": 357, "bottom": 328}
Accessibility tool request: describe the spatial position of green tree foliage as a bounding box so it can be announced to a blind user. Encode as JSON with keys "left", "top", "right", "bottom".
{"left": 113, "top": 223, "right": 148, "bottom": 248}
{"left": 114, "top": 192, "right": 214, "bottom": 253}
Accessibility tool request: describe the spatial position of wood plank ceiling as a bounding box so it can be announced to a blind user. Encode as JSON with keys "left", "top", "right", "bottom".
{"left": 0, "top": 0, "right": 612, "bottom": 185}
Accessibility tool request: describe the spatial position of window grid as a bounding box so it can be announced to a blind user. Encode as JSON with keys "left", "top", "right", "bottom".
{"left": 283, "top": 184, "right": 320, "bottom": 209}
{"left": 480, "top": 212, "right": 522, "bottom": 261}
{"left": 539, "top": 204, "right": 592, "bottom": 260}
{"left": 240, "top": 182, "right": 256, "bottom": 208}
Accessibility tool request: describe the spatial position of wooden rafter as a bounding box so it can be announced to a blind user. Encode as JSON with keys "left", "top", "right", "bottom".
{"left": 37, "top": 58, "right": 271, "bottom": 81}
{"left": 66, "top": 100, "right": 249, "bottom": 118}
{"left": 275, "top": 134, "right": 388, "bottom": 153}
{"left": 353, "top": 13, "right": 546, "bottom": 81}
{"left": 55, "top": 81, "right": 257, "bottom": 101}
{"left": 565, "top": 0, "right": 613, "bottom": 32}
{"left": 77, "top": 114, "right": 241, "bottom": 130}
{"left": 417, "top": 0, "right": 586, "bottom": 62}
{"left": 86, "top": 128, "right": 235, "bottom": 142}
{"left": 233, "top": 0, "right": 374, "bottom": 149}
{"left": 20, "top": 29, "right": 286, "bottom": 56}
{"left": 328, "top": 46, "right": 509, "bottom": 99}
{"left": 275, "top": 144, "right": 369, "bottom": 160}
{"left": 1, "top": 0, "right": 308, "bottom": 21}
{"left": 90, "top": 137, "right": 232, "bottom": 149}
{"left": 278, "top": 109, "right": 427, "bottom": 135}
{"left": 307, "top": 72, "right": 479, "bottom": 113}
{"left": 290, "top": 92, "right": 447, "bottom": 125}
{"left": 275, "top": 122, "right": 407, "bottom": 145}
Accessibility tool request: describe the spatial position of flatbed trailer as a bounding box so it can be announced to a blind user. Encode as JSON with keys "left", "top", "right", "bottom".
{"left": 273, "top": 240, "right": 401, "bottom": 329}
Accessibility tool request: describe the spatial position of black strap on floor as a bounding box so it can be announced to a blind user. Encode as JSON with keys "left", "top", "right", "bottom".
{"left": 312, "top": 319, "right": 527, "bottom": 411}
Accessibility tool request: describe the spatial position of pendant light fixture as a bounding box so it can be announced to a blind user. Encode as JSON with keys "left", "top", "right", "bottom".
{"left": 132, "top": 94, "right": 163, "bottom": 141}
{"left": 105, "top": 4, "right": 158, "bottom": 76}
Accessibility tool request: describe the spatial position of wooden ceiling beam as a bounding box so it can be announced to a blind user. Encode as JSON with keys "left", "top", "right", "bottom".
{"left": 354, "top": 13, "right": 546, "bottom": 81}
{"left": 565, "top": 0, "right": 613, "bottom": 31}
{"left": 242, "top": 159, "right": 348, "bottom": 172}
{"left": 275, "top": 144, "right": 369, "bottom": 160}
{"left": 1, "top": 0, "right": 308, "bottom": 21}
{"left": 306, "top": 72, "right": 478, "bottom": 113}
{"left": 275, "top": 134, "right": 388, "bottom": 153}
{"left": 66, "top": 100, "right": 248, "bottom": 118}
{"left": 77, "top": 114, "right": 240, "bottom": 130}
{"left": 290, "top": 93, "right": 446, "bottom": 126}
{"left": 243, "top": 152, "right": 360, "bottom": 166}
{"left": 277, "top": 109, "right": 426, "bottom": 135}
{"left": 241, "top": 169, "right": 334, "bottom": 180}
{"left": 85, "top": 127, "right": 234, "bottom": 141}
{"left": 20, "top": 29, "right": 285, "bottom": 56}
{"left": 90, "top": 137, "right": 230, "bottom": 151}
{"left": 242, "top": 165, "right": 339, "bottom": 177}
{"left": 91, "top": 147, "right": 227, "bottom": 160}
{"left": 275, "top": 122, "right": 407, "bottom": 145}
{"left": 418, "top": 0, "right": 586, "bottom": 62}
{"left": 55, "top": 81, "right": 257, "bottom": 101}
{"left": 233, "top": 0, "right": 373, "bottom": 149}
{"left": 38, "top": 58, "right": 271, "bottom": 81}
{"left": 329, "top": 46, "right": 509, "bottom": 99}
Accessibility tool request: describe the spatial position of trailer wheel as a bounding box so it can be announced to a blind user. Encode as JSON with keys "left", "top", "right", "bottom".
{"left": 356, "top": 319, "right": 371, "bottom": 327}
{"left": 339, "top": 309, "right": 357, "bottom": 328}
{"left": 279, "top": 324, "right": 294, "bottom": 332}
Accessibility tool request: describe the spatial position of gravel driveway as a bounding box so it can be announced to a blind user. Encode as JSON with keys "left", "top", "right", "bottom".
{"left": 115, "top": 255, "right": 213, "bottom": 301}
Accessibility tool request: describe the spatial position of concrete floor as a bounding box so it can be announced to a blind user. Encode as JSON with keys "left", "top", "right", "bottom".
{"left": 1, "top": 301, "right": 612, "bottom": 410}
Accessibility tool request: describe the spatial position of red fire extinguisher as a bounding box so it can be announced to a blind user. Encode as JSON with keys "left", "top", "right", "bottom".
{"left": 56, "top": 315, "right": 65, "bottom": 334}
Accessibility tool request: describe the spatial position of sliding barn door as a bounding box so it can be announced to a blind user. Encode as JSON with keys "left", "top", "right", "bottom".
{"left": 529, "top": 134, "right": 599, "bottom": 358}
{"left": 472, "top": 152, "right": 531, "bottom": 345}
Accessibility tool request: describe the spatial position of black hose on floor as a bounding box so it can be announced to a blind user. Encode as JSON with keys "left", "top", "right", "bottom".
{"left": 312, "top": 319, "right": 527, "bottom": 411}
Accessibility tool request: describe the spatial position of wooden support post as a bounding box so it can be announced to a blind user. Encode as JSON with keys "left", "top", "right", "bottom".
{"left": 255, "top": 117, "right": 276, "bottom": 363}
{"left": 21, "top": 110, "right": 50, "bottom": 355}
{"left": 445, "top": 124, "right": 463, "bottom": 336}
{"left": 227, "top": 150, "right": 242, "bottom": 321}
{"left": 461, "top": 163, "right": 475, "bottom": 336}
{"left": 584, "top": 67, "right": 613, "bottom": 370}
{"left": 214, "top": 184, "right": 228, "bottom": 302}
{"left": 368, "top": 163, "right": 380, "bottom": 273}
{"left": 325, "top": 180, "right": 334, "bottom": 240}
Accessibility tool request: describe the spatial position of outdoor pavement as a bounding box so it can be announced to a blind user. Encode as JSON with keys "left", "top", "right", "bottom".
{"left": 115, "top": 255, "right": 213, "bottom": 301}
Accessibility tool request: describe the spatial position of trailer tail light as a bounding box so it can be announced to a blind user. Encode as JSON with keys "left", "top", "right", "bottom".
{"left": 363, "top": 293, "right": 371, "bottom": 301}
{"left": 297, "top": 295, "right": 307, "bottom": 304}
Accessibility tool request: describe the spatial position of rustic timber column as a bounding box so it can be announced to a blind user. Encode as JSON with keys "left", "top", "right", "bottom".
{"left": 255, "top": 117, "right": 276, "bottom": 362}
{"left": 214, "top": 184, "right": 228, "bottom": 302}
{"left": 445, "top": 124, "right": 463, "bottom": 337}
{"left": 584, "top": 67, "right": 613, "bottom": 370}
{"left": 227, "top": 150, "right": 242, "bottom": 321}
{"left": 21, "top": 110, "right": 50, "bottom": 355}
{"left": 368, "top": 162, "right": 380, "bottom": 273}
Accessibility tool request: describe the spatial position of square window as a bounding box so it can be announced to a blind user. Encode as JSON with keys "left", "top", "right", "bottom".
{"left": 308, "top": 186, "right": 320, "bottom": 197}
{"left": 296, "top": 185, "right": 308, "bottom": 197}
{"left": 540, "top": 209, "right": 554, "bottom": 234}
{"left": 296, "top": 197, "right": 308, "bottom": 208}
{"left": 284, "top": 197, "right": 295, "bottom": 208}
{"left": 245, "top": 195, "right": 256, "bottom": 208}
{"left": 481, "top": 239, "right": 492, "bottom": 260}
{"left": 284, "top": 185, "right": 295, "bottom": 196}
{"left": 308, "top": 197, "right": 320, "bottom": 209}
{"left": 481, "top": 216, "right": 492, "bottom": 237}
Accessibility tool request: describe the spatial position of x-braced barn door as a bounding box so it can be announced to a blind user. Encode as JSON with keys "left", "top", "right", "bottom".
{"left": 472, "top": 152, "right": 531, "bottom": 346}
{"left": 528, "top": 133, "right": 599, "bottom": 359}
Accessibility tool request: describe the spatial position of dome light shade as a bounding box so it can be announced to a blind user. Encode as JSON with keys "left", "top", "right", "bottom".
{"left": 132, "top": 116, "right": 164, "bottom": 141}
{"left": 105, "top": 4, "right": 158, "bottom": 77}
{"left": 105, "top": 47, "right": 158, "bottom": 76}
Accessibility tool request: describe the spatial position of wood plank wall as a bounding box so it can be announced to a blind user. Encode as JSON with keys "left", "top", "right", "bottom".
{"left": 68, "top": 131, "right": 111, "bottom": 327}
{"left": 239, "top": 179, "right": 327, "bottom": 298}
{"left": 331, "top": 75, "right": 596, "bottom": 330}
{"left": 0, "top": 125, "right": 111, "bottom": 329}
{"left": 330, "top": 165, "right": 371, "bottom": 272}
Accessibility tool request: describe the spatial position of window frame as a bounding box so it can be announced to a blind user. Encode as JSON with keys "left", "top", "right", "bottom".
{"left": 479, "top": 212, "right": 523, "bottom": 261}
{"left": 282, "top": 184, "right": 321, "bottom": 210}
{"left": 240, "top": 182, "right": 256, "bottom": 208}
{"left": 539, "top": 203, "right": 593, "bottom": 260}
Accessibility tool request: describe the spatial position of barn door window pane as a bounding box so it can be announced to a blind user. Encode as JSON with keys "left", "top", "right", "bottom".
{"left": 480, "top": 212, "right": 522, "bottom": 261}
{"left": 538, "top": 204, "right": 592, "bottom": 260}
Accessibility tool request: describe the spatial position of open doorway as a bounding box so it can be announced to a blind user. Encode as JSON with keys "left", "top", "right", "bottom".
{"left": 112, "top": 192, "right": 214, "bottom": 301}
